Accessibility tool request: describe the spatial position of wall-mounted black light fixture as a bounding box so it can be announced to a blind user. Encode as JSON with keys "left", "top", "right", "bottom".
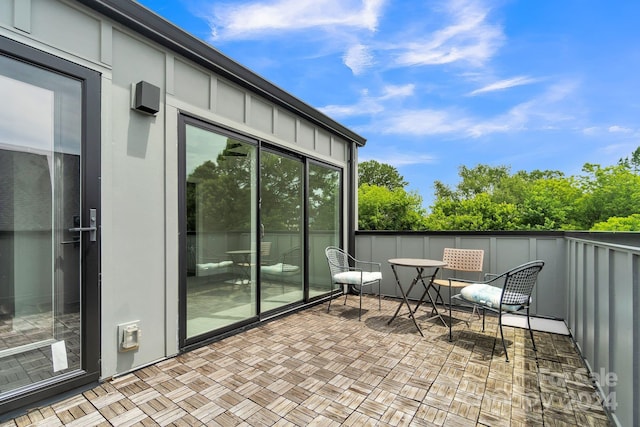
{"left": 132, "top": 81, "right": 160, "bottom": 115}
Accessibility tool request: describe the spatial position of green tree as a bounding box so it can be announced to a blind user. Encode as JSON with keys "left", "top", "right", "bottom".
{"left": 358, "top": 160, "right": 408, "bottom": 190}
{"left": 425, "top": 193, "right": 520, "bottom": 230}
{"left": 455, "top": 164, "right": 510, "bottom": 198}
{"left": 591, "top": 214, "right": 640, "bottom": 231}
{"left": 575, "top": 163, "right": 640, "bottom": 228}
{"left": 427, "top": 164, "right": 579, "bottom": 230}
{"left": 521, "top": 177, "right": 581, "bottom": 230}
{"left": 618, "top": 146, "right": 640, "bottom": 172}
{"left": 358, "top": 184, "right": 426, "bottom": 230}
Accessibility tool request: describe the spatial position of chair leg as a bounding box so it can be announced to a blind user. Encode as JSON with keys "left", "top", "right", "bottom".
{"left": 527, "top": 308, "right": 537, "bottom": 352}
{"left": 471, "top": 304, "right": 482, "bottom": 319}
{"left": 499, "top": 313, "right": 509, "bottom": 362}
{"left": 378, "top": 280, "right": 381, "bottom": 311}
{"left": 359, "top": 286, "right": 362, "bottom": 321}
{"left": 343, "top": 284, "right": 349, "bottom": 305}
{"left": 327, "top": 282, "right": 333, "bottom": 312}
{"left": 482, "top": 308, "right": 486, "bottom": 331}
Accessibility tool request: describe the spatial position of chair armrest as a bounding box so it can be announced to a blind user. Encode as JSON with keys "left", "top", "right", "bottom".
{"left": 447, "top": 277, "right": 476, "bottom": 284}
{"left": 449, "top": 272, "right": 506, "bottom": 287}
{"left": 199, "top": 256, "right": 232, "bottom": 264}
{"left": 354, "top": 260, "right": 381, "bottom": 271}
{"left": 483, "top": 271, "right": 508, "bottom": 285}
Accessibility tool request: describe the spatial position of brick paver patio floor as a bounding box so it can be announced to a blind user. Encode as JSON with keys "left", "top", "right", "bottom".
{"left": 2, "top": 296, "right": 611, "bottom": 426}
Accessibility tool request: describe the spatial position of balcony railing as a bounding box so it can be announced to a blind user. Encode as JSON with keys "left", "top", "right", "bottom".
{"left": 356, "top": 230, "right": 640, "bottom": 427}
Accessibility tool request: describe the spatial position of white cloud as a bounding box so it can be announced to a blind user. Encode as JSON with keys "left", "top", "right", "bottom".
{"left": 608, "top": 125, "right": 632, "bottom": 133}
{"left": 351, "top": 80, "right": 579, "bottom": 138}
{"left": 319, "top": 98, "right": 384, "bottom": 117}
{"left": 361, "top": 153, "right": 436, "bottom": 167}
{"left": 468, "top": 76, "right": 540, "bottom": 96}
{"left": 343, "top": 44, "right": 374, "bottom": 75}
{"left": 204, "top": 0, "right": 503, "bottom": 77}
{"left": 318, "top": 84, "right": 414, "bottom": 118}
{"left": 209, "top": 0, "right": 386, "bottom": 39}
{"left": 374, "top": 109, "right": 471, "bottom": 135}
{"left": 583, "top": 126, "right": 638, "bottom": 137}
{"left": 391, "top": 0, "right": 504, "bottom": 67}
{"left": 466, "top": 82, "right": 578, "bottom": 137}
{"left": 380, "top": 84, "right": 415, "bottom": 99}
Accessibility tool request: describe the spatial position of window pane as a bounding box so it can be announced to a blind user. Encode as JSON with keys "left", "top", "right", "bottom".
{"left": 308, "top": 164, "right": 341, "bottom": 298}
{"left": 260, "top": 151, "right": 303, "bottom": 311}
{"left": 185, "top": 125, "right": 257, "bottom": 338}
{"left": 0, "top": 55, "right": 83, "bottom": 396}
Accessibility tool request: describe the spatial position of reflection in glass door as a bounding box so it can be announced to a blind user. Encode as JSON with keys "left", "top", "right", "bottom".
{"left": 0, "top": 53, "right": 91, "bottom": 399}
{"left": 308, "top": 163, "right": 341, "bottom": 298}
{"left": 260, "top": 151, "right": 304, "bottom": 312}
{"left": 182, "top": 121, "right": 258, "bottom": 341}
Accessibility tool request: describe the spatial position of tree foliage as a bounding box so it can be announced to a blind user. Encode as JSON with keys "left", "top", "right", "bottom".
{"left": 421, "top": 147, "right": 640, "bottom": 231}
{"left": 574, "top": 163, "right": 640, "bottom": 229}
{"left": 427, "top": 165, "right": 575, "bottom": 230}
{"left": 359, "top": 160, "right": 408, "bottom": 190}
{"left": 357, "top": 161, "right": 592, "bottom": 231}
{"left": 591, "top": 214, "right": 640, "bottom": 231}
{"left": 358, "top": 184, "right": 427, "bottom": 230}
{"left": 425, "top": 193, "right": 520, "bottom": 231}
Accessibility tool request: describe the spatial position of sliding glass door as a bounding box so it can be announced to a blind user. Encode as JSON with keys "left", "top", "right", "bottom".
{"left": 182, "top": 120, "right": 258, "bottom": 341}
{"left": 260, "top": 150, "right": 303, "bottom": 312}
{"left": 308, "top": 163, "right": 341, "bottom": 298}
{"left": 180, "top": 116, "right": 344, "bottom": 346}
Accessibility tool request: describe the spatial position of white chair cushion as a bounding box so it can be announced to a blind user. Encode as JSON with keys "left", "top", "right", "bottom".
{"left": 261, "top": 263, "right": 300, "bottom": 276}
{"left": 333, "top": 271, "right": 382, "bottom": 285}
{"left": 196, "top": 260, "right": 233, "bottom": 276}
{"left": 459, "top": 283, "right": 528, "bottom": 312}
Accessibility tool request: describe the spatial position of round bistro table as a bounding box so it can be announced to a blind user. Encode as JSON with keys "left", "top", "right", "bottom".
{"left": 387, "top": 258, "right": 448, "bottom": 337}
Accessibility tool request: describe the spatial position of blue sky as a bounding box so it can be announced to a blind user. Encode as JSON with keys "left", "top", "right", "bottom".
{"left": 139, "top": 0, "right": 640, "bottom": 208}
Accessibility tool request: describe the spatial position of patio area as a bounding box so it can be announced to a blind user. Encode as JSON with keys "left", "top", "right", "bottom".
{"left": 3, "top": 295, "right": 611, "bottom": 426}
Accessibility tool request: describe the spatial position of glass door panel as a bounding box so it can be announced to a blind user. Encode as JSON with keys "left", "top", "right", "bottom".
{"left": 260, "top": 151, "right": 304, "bottom": 311}
{"left": 0, "top": 55, "right": 83, "bottom": 396}
{"left": 308, "top": 163, "right": 341, "bottom": 298}
{"left": 184, "top": 123, "right": 257, "bottom": 339}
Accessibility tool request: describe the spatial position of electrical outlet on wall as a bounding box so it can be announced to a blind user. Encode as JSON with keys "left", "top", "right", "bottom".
{"left": 117, "top": 321, "right": 141, "bottom": 352}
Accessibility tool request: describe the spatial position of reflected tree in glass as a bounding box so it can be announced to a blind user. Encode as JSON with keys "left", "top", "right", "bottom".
{"left": 187, "top": 139, "right": 253, "bottom": 233}
{"left": 261, "top": 152, "right": 302, "bottom": 232}
{"left": 308, "top": 164, "right": 341, "bottom": 297}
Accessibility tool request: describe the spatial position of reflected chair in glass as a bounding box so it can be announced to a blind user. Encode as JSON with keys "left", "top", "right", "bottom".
{"left": 325, "top": 246, "right": 381, "bottom": 321}
{"left": 260, "top": 246, "right": 301, "bottom": 292}
{"left": 259, "top": 241, "right": 272, "bottom": 264}
{"left": 451, "top": 260, "right": 545, "bottom": 362}
{"left": 233, "top": 241, "right": 273, "bottom": 283}
{"left": 187, "top": 244, "right": 233, "bottom": 281}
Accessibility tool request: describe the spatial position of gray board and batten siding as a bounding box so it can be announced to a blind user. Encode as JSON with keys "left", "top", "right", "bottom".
{"left": 1, "top": 0, "right": 364, "bottom": 384}
{"left": 356, "top": 231, "right": 566, "bottom": 318}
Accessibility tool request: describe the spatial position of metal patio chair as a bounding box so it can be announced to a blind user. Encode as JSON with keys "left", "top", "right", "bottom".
{"left": 451, "top": 260, "right": 545, "bottom": 361}
{"left": 325, "top": 246, "right": 381, "bottom": 321}
{"left": 431, "top": 248, "right": 485, "bottom": 339}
